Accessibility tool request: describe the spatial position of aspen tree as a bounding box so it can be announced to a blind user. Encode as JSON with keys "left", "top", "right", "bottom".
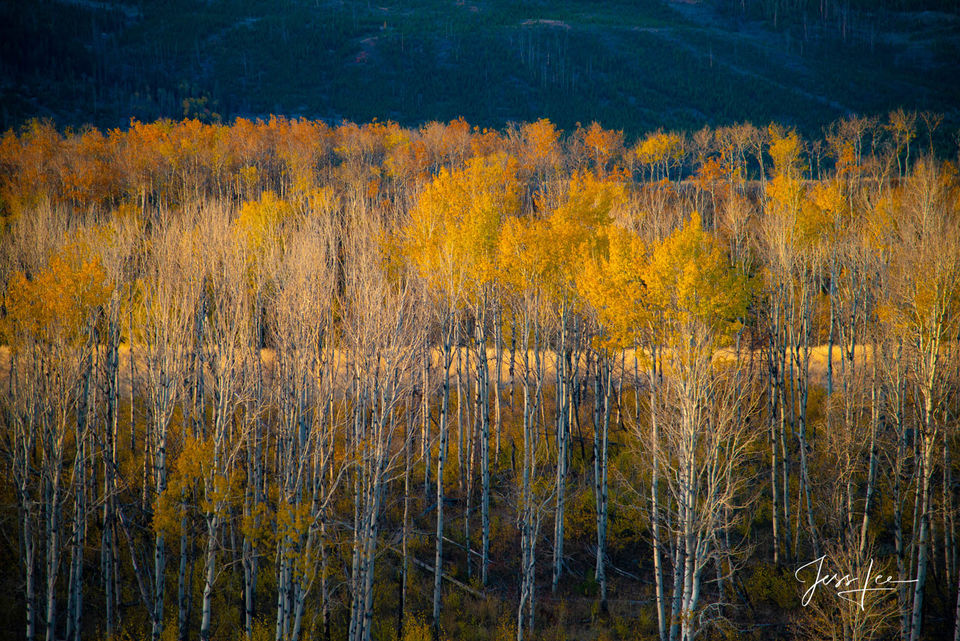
{"left": 197, "top": 212, "right": 257, "bottom": 641}
{"left": 539, "top": 172, "right": 626, "bottom": 594}
{"left": 402, "top": 153, "right": 519, "bottom": 634}
{"left": 578, "top": 225, "right": 647, "bottom": 617}
{"left": 130, "top": 223, "right": 203, "bottom": 641}
{"left": 642, "top": 214, "right": 753, "bottom": 641}
{"left": 498, "top": 215, "right": 556, "bottom": 641}
{"left": 760, "top": 146, "right": 833, "bottom": 559}
{"left": 266, "top": 214, "right": 342, "bottom": 641}
{"left": 635, "top": 131, "right": 685, "bottom": 183}
{"left": 4, "top": 242, "right": 110, "bottom": 641}
{"left": 2, "top": 115, "right": 959, "bottom": 641}
{"left": 758, "top": 126, "right": 807, "bottom": 564}
{"left": 345, "top": 210, "right": 424, "bottom": 641}
{"left": 880, "top": 159, "right": 960, "bottom": 641}
{"left": 90, "top": 217, "right": 138, "bottom": 641}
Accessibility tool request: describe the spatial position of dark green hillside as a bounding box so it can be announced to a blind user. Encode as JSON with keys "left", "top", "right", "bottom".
{"left": 1, "top": 0, "right": 958, "bottom": 135}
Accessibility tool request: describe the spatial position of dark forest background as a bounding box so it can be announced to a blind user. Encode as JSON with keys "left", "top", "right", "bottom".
{"left": 1, "top": 0, "right": 958, "bottom": 137}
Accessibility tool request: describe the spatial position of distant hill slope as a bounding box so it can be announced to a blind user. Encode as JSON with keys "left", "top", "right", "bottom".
{"left": 1, "top": 0, "right": 957, "bottom": 135}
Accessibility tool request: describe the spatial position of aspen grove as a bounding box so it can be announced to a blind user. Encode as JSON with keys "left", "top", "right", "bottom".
{"left": 1, "top": 115, "right": 959, "bottom": 641}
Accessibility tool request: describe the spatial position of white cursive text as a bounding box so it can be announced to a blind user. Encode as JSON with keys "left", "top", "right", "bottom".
{"left": 795, "top": 555, "right": 918, "bottom": 611}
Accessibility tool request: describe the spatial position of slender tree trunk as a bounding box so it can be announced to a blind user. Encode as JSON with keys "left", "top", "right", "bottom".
{"left": 104, "top": 313, "right": 122, "bottom": 641}
{"left": 767, "top": 338, "right": 782, "bottom": 566}
{"left": 827, "top": 274, "right": 835, "bottom": 396}
{"left": 650, "top": 347, "right": 667, "bottom": 641}
{"left": 423, "top": 340, "right": 432, "bottom": 496}
{"left": 199, "top": 508, "right": 219, "bottom": 640}
{"left": 177, "top": 513, "right": 190, "bottom": 641}
{"left": 44, "top": 474, "right": 61, "bottom": 641}
{"left": 909, "top": 429, "right": 937, "bottom": 641}
{"left": 944, "top": 436, "right": 957, "bottom": 593}
{"left": 552, "top": 305, "right": 569, "bottom": 594}
{"left": 400, "top": 403, "right": 412, "bottom": 637}
{"left": 477, "top": 305, "right": 492, "bottom": 586}
{"left": 494, "top": 307, "right": 503, "bottom": 461}
{"left": 517, "top": 312, "right": 538, "bottom": 641}
{"left": 794, "top": 290, "right": 818, "bottom": 558}
{"left": 152, "top": 422, "right": 167, "bottom": 641}
{"left": 457, "top": 338, "right": 465, "bottom": 495}
{"left": 669, "top": 530, "right": 684, "bottom": 641}
{"left": 858, "top": 353, "right": 881, "bottom": 560}
{"left": 24, "top": 493, "right": 36, "bottom": 641}
{"left": 433, "top": 317, "right": 453, "bottom": 639}
{"left": 592, "top": 357, "right": 612, "bottom": 615}
{"left": 777, "top": 336, "right": 792, "bottom": 563}
{"left": 953, "top": 566, "right": 960, "bottom": 641}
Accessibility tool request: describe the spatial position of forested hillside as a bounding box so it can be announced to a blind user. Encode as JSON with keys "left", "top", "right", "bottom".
{"left": 2, "top": 0, "right": 958, "bottom": 136}
{"left": 1, "top": 114, "right": 958, "bottom": 641}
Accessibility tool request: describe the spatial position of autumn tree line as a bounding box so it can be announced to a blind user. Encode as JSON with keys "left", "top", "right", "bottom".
{"left": 0, "top": 113, "right": 958, "bottom": 641}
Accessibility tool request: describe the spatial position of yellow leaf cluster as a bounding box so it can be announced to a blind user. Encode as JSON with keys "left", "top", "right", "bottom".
{"left": 580, "top": 122, "right": 622, "bottom": 170}
{"left": 496, "top": 215, "right": 551, "bottom": 299}
{"left": 5, "top": 243, "right": 112, "bottom": 346}
{"left": 153, "top": 432, "right": 213, "bottom": 537}
{"left": 542, "top": 172, "right": 627, "bottom": 297}
{"left": 519, "top": 118, "right": 561, "bottom": 174}
{"left": 635, "top": 131, "right": 684, "bottom": 167}
{"left": 234, "top": 190, "right": 294, "bottom": 253}
{"left": 577, "top": 226, "right": 647, "bottom": 352}
{"left": 768, "top": 126, "right": 805, "bottom": 178}
{"left": 644, "top": 214, "right": 749, "bottom": 349}
{"left": 403, "top": 153, "right": 520, "bottom": 303}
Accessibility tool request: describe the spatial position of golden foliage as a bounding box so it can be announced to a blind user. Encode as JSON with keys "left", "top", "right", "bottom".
{"left": 234, "top": 190, "right": 294, "bottom": 253}
{"left": 577, "top": 225, "right": 647, "bottom": 352}
{"left": 404, "top": 152, "right": 520, "bottom": 303}
{"left": 768, "top": 125, "right": 805, "bottom": 178}
{"left": 5, "top": 242, "right": 111, "bottom": 346}
{"left": 644, "top": 213, "right": 749, "bottom": 350}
